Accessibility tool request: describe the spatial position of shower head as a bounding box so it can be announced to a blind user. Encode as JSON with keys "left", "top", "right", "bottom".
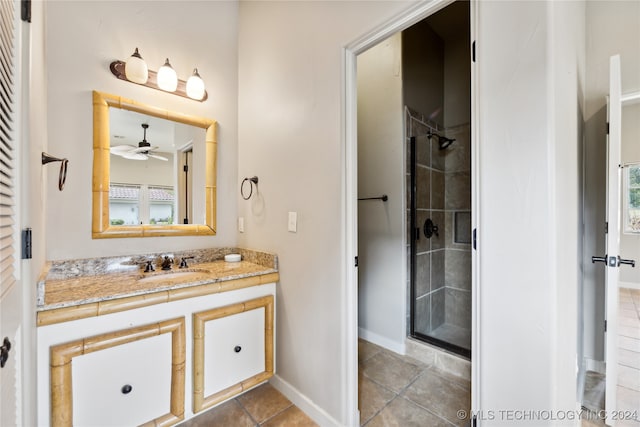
{"left": 427, "top": 131, "right": 456, "bottom": 150}
{"left": 438, "top": 136, "right": 456, "bottom": 150}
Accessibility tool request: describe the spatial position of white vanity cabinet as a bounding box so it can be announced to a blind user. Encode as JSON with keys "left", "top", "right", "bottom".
{"left": 37, "top": 283, "right": 275, "bottom": 427}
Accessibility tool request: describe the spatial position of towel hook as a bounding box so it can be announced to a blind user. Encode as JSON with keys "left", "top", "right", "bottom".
{"left": 42, "top": 153, "right": 69, "bottom": 191}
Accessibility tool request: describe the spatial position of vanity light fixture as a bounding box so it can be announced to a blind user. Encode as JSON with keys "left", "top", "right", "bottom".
{"left": 157, "top": 58, "right": 178, "bottom": 92}
{"left": 124, "top": 48, "right": 148, "bottom": 84}
{"left": 110, "top": 49, "right": 208, "bottom": 102}
{"left": 186, "top": 69, "right": 206, "bottom": 101}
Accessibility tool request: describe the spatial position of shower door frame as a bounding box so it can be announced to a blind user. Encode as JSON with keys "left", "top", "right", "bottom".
{"left": 408, "top": 136, "right": 472, "bottom": 359}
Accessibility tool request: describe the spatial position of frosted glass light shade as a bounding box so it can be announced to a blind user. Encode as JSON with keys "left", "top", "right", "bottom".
{"left": 186, "top": 69, "right": 206, "bottom": 100}
{"left": 124, "top": 48, "right": 148, "bottom": 84}
{"left": 157, "top": 58, "right": 178, "bottom": 92}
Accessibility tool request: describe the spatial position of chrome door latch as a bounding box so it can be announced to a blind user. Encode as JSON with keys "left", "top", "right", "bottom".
{"left": 592, "top": 254, "right": 636, "bottom": 268}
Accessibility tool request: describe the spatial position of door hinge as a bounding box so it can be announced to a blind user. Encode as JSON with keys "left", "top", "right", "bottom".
{"left": 472, "top": 41, "right": 476, "bottom": 63}
{"left": 21, "top": 0, "right": 31, "bottom": 22}
{"left": 354, "top": 256, "right": 358, "bottom": 267}
{"left": 605, "top": 222, "right": 608, "bottom": 234}
{"left": 183, "top": 164, "right": 188, "bottom": 172}
{"left": 604, "top": 320, "right": 607, "bottom": 333}
{"left": 21, "top": 228, "right": 32, "bottom": 259}
{"left": 472, "top": 414, "right": 477, "bottom": 427}
{"left": 606, "top": 122, "right": 610, "bottom": 135}
{"left": 473, "top": 228, "right": 477, "bottom": 250}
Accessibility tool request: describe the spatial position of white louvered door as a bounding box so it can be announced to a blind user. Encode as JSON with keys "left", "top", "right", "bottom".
{"left": 0, "top": 0, "right": 22, "bottom": 425}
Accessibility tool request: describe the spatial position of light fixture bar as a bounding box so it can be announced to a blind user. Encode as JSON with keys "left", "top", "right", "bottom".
{"left": 109, "top": 60, "right": 208, "bottom": 102}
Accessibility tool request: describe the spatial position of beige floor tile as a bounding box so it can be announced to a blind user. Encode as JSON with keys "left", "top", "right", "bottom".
{"left": 428, "top": 366, "right": 471, "bottom": 392}
{"left": 620, "top": 309, "right": 640, "bottom": 320}
{"left": 181, "top": 399, "right": 256, "bottom": 427}
{"left": 238, "top": 383, "right": 292, "bottom": 424}
{"left": 619, "top": 348, "right": 640, "bottom": 370}
{"left": 402, "top": 370, "right": 470, "bottom": 426}
{"left": 583, "top": 371, "right": 605, "bottom": 411}
{"left": 620, "top": 336, "right": 640, "bottom": 353}
{"left": 358, "top": 374, "right": 396, "bottom": 425}
{"left": 618, "top": 385, "right": 640, "bottom": 419}
{"left": 365, "top": 397, "right": 452, "bottom": 427}
{"left": 261, "top": 406, "right": 318, "bottom": 427}
{"left": 580, "top": 410, "right": 607, "bottom": 427}
{"left": 620, "top": 325, "right": 640, "bottom": 339}
{"left": 620, "top": 316, "right": 640, "bottom": 327}
{"left": 618, "top": 365, "right": 640, "bottom": 391}
{"left": 361, "top": 351, "right": 425, "bottom": 393}
{"left": 359, "top": 338, "right": 384, "bottom": 363}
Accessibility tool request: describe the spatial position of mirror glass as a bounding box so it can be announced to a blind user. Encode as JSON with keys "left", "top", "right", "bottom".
{"left": 109, "top": 108, "right": 206, "bottom": 226}
{"left": 92, "top": 91, "right": 217, "bottom": 238}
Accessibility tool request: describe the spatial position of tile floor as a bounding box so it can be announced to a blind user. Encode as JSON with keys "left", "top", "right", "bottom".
{"left": 182, "top": 339, "right": 471, "bottom": 427}
{"left": 615, "top": 288, "right": 640, "bottom": 427}
{"left": 180, "top": 383, "right": 317, "bottom": 427}
{"left": 582, "top": 287, "right": 640, "bottom": 427}
{"left": 358, "top": 339, "right": 471, "bottom": 426}
{"left": 183, "top": 298, "right": 640, "bottom": 427}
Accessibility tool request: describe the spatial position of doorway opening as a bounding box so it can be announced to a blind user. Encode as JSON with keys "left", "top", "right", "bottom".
{"left": 354, "top": 1, "right": 473, "bottom": 424}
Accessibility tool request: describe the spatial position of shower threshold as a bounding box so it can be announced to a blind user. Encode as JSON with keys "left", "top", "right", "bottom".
{"left": 413, "top": 323, "right": 471, "bottom": 359}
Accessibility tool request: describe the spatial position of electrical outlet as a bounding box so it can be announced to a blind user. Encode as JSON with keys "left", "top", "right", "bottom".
{"left": 238, "top": 217, "right": 245, "bottom": 233}
{"left": 288, "top": 212, "right": 297, "bottom": 233}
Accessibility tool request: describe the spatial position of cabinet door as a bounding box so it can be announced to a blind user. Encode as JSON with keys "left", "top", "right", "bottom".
{"left": 193, "top": 295, "right": 274, "bottom": 412}
{"left": 72, "top": 333, "right": 171, "bottom": 426}
{"left": 50, "top": 318, "right": 185, "bottom": 427}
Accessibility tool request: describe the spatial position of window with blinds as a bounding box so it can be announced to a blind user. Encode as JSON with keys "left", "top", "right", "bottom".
{"left": 0, "top": 0, "right": 16, "bottom": 299}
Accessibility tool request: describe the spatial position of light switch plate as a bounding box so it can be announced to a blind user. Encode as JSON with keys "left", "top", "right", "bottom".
{"left": 288, "top": 212, "right": 297, "bottom": 233}
{"left": 238, "top": 217, "right": 245, "bottom": 233}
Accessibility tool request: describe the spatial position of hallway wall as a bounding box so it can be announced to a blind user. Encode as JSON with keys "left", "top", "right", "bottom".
{"left": 357, "top": 33, "right": 406, "bottom": 353}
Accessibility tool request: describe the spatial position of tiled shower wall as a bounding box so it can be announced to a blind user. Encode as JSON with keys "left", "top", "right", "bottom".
{"left": 406, "top": 107, "right": 471, "bottom": 349}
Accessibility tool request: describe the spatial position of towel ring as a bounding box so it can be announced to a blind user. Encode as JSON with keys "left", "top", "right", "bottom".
{"left": 42, "top": 153, "right": 69, "bottom": 191}
{"left": 241, "top": 176, "right": 259, "bottom": 200}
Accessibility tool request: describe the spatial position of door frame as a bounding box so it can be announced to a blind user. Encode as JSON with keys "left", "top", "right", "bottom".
{"left": 341, "top": 0, "right": 479, "bottom": 424}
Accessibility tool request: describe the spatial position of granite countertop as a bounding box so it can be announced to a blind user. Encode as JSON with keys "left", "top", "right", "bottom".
{"left": 37, "top": 248, "right": 278, "bottom": 312}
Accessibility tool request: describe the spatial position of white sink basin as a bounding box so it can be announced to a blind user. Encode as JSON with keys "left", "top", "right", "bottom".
{"left": 136, "top": 269, "right": 210, "bottom": 284}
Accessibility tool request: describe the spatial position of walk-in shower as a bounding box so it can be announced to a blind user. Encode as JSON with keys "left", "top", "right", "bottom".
{"left": 402, "top": 0, "right": 471, "bottom": 359}
{"left": 408, "top": 118, "right": 471, "bottom": 359}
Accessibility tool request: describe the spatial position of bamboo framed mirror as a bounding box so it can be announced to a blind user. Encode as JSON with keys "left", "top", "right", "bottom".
{"left": 92, "top": 91, "right": 217, "bottom": 238}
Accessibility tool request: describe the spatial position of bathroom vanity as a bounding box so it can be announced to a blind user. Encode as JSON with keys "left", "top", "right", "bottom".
{"left": 36, "top": 248, "right": 278, "bottom": 427}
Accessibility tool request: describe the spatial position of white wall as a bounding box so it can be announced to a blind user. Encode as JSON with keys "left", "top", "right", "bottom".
{"left": 237, "top": 2, "right": 415, "bottom": 424}
{"left": 44, "top": 1, "right": 239, "bottom": 260}
{"left": 356, "top": 33, "right": 406, "bottom": 353}
{"left": 583, "top": 0, "right": 640, "bottom": 360}
{"left": 476, "top": 1, "right": 584, "bottom": 422}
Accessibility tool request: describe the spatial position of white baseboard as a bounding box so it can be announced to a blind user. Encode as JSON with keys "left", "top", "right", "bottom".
{"left": 358, "top": 327, "right": 405, "bottom": 355}
{"left": 269, "top": 375, "right": 342, "bottom": 427}
{"left": 585, "top": 358, "right": 606, "bottom": 375}
{"left": 620, "top": 281, "right": 640, "bottom": 290}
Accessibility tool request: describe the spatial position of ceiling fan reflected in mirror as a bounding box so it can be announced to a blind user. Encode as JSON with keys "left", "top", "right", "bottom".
{"left": 110, "top": 123, "right": 169, "bottom": 161}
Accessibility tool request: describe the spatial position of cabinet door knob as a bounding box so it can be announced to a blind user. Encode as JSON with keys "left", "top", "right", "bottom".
{"left": 234, "top": 346, "right": 242, "bottom": 353}
{"left": 121, "top": 384, "right": 133, "bottom": 394}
